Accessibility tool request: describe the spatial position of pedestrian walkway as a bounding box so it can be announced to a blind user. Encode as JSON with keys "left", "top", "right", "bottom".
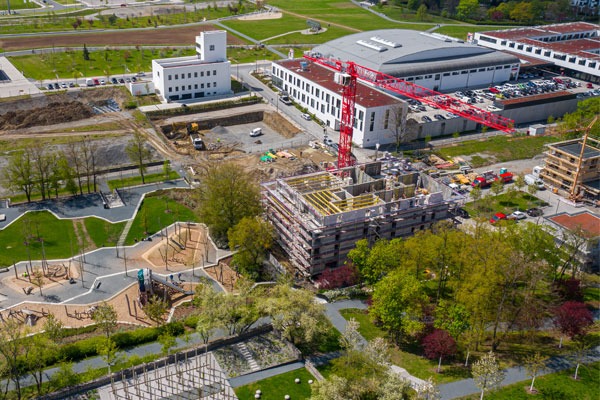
{"left": 228, "top": 362, "right": 305, "bottom": 388}
{"left": 236, "top": 342, "right": 260, "bottom": 372}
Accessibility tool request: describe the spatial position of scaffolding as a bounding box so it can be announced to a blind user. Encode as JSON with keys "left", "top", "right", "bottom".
{"left": 98, "top": 351, "right": 237, "bottom": 400}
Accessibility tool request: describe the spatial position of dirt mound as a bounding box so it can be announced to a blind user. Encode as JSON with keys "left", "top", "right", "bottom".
{"left": 0, "top": 101, "right": 94, "bottom": 130}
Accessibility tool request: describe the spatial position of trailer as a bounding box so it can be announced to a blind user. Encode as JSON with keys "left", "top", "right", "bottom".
{"left": 471, "top": 171, "right": 498, "bottom": 188}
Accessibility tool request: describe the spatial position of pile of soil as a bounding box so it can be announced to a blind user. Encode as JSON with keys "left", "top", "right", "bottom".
{"left": 0, "top": 102, "right": 94, "bottom": 130}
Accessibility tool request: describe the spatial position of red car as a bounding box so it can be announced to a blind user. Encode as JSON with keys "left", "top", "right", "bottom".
{"left": 93, "top": 78, "right": 100, "bottom": 86}
{"left": 488, "top": 87, "right": 500, "bottom": 94}
{"left": 490, "top": 212, "right": 507, "bottom": 224}
{"left": 587, "top": 83, "right": 594, "bottom": 89}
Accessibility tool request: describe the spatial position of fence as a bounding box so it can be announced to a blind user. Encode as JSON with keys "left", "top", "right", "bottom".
{"left": 246, "top": 138, "right": 310, "bottom": 154}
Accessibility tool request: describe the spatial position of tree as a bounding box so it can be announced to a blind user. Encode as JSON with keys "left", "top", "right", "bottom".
{"left": 81, "top": 136, "right": 99, "bottom": 193}
{"left": 92, "top": 303, "right": 118, "bottom": 338}
{"left": 31, "top": 143, "right": 53, "bottom": 200}
{"left": 3, "top": 149, "right": 35, "bottom": 202}
{"left": 416, "top": 4, "right": 428, "bottom": 20}
{"left": 553, "top": 301, "right": 593, "bottom": 347}
{"left": 513, "top": 174, "right": 526, "bottom": 192}
{"left": 108, "top": 13, "right": 118, "bottom": 25}
{"left": 158, "top": 333, "right": 177, "bottom": 356}
{"left": 228, "top": 216, "right": 273, "bottom": 279}
{"left": 415, "top": 376, "right": 440, "bottom": 400}
{"left": 310, "top": 375, "right": 353, "bottom": 400}
{"left": 0, "top": 319, "right": 28, "bottom": 398}
{"left": 196, "top": 313, "right": 219, "bottom": 344}
{"left": 407, "top": 0, "right": 420, "bottom": 10}
{"left": 469, "top": 186, "right": 482, "bottom": 210}
{"left": 489, "top": 179, "right": 504, "bottom": 197}
{"left": 163, "top": 160, "right": 172, "bottom": 180}
{"left": 524, "top": 352, "right": 546, "bottom": 393}
{"left": 143, "top": 296, "right": 169, "bottom": 326}
{"left": 82, "top": 44, "right": 90, "bottom": 61}
{"left": 370, "top": 268, "right": 427, "bottom": 344}
{"left": 31, "top": 268, "right": 45, "bottom": 296}
{"left": 96, "top": 337, "right": 119, "bottom": 375}
{"left": 434, "top": 301, "right": 470, "bottom": 340}
{"left": 456, "top": 0, "right": 479, "bottom": 20}
{"left": 472, "top": 352, "right": 504, "bottom": 400}
{"left": 44, "top": 313, "right": 65, "bottom": 345}
{"left": 125, "top": 131, "right": 152, "bottom": 184}
{"left": 422, "top": 329, "right": 457, "bottom": 373}
{"left": 509, "top": 2, "right": 533, "bottom": 22}
{"left": 25, "top": 334, "right": 57, "bottom": 396}
{"left": 195, "top": 163, "right": 261, "bottom": 245}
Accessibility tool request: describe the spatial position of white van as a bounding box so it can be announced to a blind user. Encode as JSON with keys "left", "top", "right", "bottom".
{"left": 85, "top": 78, "right": 94, "bottom": 87}
{"left": 249, "top": 127, "right": 262, "bottom": 137}
{"left": 524, "top": 174, "right": 545, "bottom": 190}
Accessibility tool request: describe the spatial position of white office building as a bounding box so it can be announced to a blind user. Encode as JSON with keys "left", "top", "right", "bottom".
{"left": 152, "top": 30, "right": 232, "bottom": 102}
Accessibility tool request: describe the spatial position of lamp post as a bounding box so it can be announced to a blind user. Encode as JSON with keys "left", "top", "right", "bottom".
{"left": 375, "top": 142, "right": 380, "bottom": 160}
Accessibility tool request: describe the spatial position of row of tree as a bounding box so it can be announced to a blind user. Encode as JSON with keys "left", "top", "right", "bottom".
{"left": 2, "top": 132, "right": 153, "bottom": 203}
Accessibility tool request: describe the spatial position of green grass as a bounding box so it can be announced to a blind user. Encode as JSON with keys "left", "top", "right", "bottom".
{"left": 9, "top": 48, "right": 195, "bottom": 81}
{"left": 0, "top": 133, "right": 124, "bottom": 153}
{"left": 107, "top": 170, "right": 180, "bottom": 191}
{"left": 464, "top": 190, "right": 549, "bottom": 218}
{"left": 459, "top": 362, "right": 600, "bottom": 400}
{"left": 0, "top": 0, "right": 39, "bottom": 10}
{"left": 234, "top": 368, "right": 315, "bottom": 400}
{"left": 436, "top": 135, "right": 560, "bottom": 167}
{"left": 125, "top": 193, "right": 198, "bottom": 245}
{"left": 339, "top": 309, "right": 385, "bottom": 341}
{"left": 378, "top": 4, "right": 464, "bottom": 24}
{"left": 0, "top": 211, "right": 80, "bottom": 267}
{"left": 83, "top": 217, "right": 126, "bottom": 248}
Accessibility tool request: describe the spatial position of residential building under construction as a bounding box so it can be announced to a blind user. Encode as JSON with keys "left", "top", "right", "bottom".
{"left": 262, "top": 161, "right": 453, "bottom": 277}
{"left": 541, "top": 136, "right": 600, "bottom": 200}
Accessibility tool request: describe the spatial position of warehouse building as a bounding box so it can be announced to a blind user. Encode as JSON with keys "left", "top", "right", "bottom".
{"left": 262, "top": 161, "right": 452, "bottom": 277}
{"left": 152, "top": 30, "right": 232, "bottom": 102}
{"left": 309, "top": 29, "right": 520, "bottom": 91}
{"left": 474, "top": 22, "right": 600, "bottom": 82}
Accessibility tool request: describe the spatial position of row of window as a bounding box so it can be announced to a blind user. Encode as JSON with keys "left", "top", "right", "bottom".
{"left": 168, "top": 82, "right": 217, "bottom": 93}
{"left": 167, "top": 70, "right": 218, "bottom": 80}
{"left": 403, "top": 65, "right": 513, "bottom": 82}
{"left": 502, "top": 43, "right": 599, "bottom": 68}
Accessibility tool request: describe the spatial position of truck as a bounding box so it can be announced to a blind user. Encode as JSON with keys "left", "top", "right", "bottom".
{"left": 499, "top": 171, "right": 514, "bottom": 183}
{"left": 279, "top": 91, "right": 292, "bottom": 105}
{"left": 451, "top": 174, "right": 470, "bottom": 185}
{"left": 471, "top": 170, "right": 498, "bottom": 188}
{"left": 524, "top": 174, "right": 545, "bottom": 190}
{"left": 190, "top": 133, "right": 204, "bottom": 150}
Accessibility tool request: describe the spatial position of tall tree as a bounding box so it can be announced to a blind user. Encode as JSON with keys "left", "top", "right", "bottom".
{"left": 370, "top": 268, "right": 427, "bottom": 344}
{"left": 456, "top": 0, "right": 479, "bottom": 19}
{"left": 65, "top": 139, "right": 85, "bottom": 195}
{"left": 81, "top": 136, "right": 99, "bottom": 193}
{"left": 31, "top": 143, "right": 53, "bottom": 200}
{"left": 96, "top": 337, "right": 119, "bottom": 375}
{"left": 125, "top": 131, "right": 152, "bottom": 184}
{"left": 228, "top": 216, "right": 273, "bottom": 279}
{"left": 422, "top": 329, "right": 457, "bottom": 373}
{"left": 195, "top": 163, "right": 261, "bottom": 245}
{"left": 143, "top": 295, "right": 169, "bottom": 326}
{"left": 0, "top": 319, "right": 27, "bottom": 399}
{"left": 92, "top": 303, "right": 118, "bottom": 338}
{"left": 553, "top": 301, "right": 593, "bottom": 348}
{"left": 524, "top": 352, "right": 546, "bottom": 393}
{"left": 3, "top": 149, "right": 35, "bottom": 202}
{"left": 472, "top": 352, "right": 504, "bottom": 400}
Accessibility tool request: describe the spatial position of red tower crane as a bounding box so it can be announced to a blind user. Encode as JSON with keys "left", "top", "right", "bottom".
{"left": 304, "top": 55, "right": 515, "bottom": 168}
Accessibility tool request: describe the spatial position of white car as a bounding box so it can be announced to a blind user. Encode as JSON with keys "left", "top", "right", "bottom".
{"left": 508, "top": 211, "right": 527, "bottom": 220}
{"left": 301, "top": 113, "right": 311, "bottom": 121}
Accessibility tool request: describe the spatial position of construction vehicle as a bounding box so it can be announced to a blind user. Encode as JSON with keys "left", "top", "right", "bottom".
{"left": 451, "top": 174, "right": 471, "bottom": 185}
{"left": 190, "top": 133, "right": 204, "bottom": 150}
{"left": 499, "top": 171, "right": 514, "bottom": 183}
{"left": 303, "top": 55, "right": 515, "bottom": 169}
{"left": 187, "top": 122, "right": 199, "bottom": 134}
{"left": 471, "top": 170, "right": 498, "bottom": 188}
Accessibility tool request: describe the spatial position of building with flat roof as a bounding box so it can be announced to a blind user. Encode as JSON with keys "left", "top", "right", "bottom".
{"left": 311, "top": 29, "right": 520, "bottom": 91}
{"left": 547, "top": 211, "right": 600, "bottom": 272}
{"left": 262, "top": 161, "right": 453, "bottom": 276}
{"left": 474, "top": 22, "right": 600, "bottom": 82}
{"left": 152, "top": 31, "right": 231, "bottom": 103}
{"left": 541, "top": 136, "right": 600, "bottom": 199}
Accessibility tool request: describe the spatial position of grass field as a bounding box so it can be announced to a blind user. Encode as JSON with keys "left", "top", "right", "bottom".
{"left": 124, "top": 194, "right": 198, "bottom": 245}
{"left": 378, "top": 4, "right": 464, "bottom": 24}
{"left": 339, "top": 308, "right": 385, "bottom": 341}
{"left": 459, "top": 362, "right": 600, "bottom": 400}
{"left": 234, "top": 368, "right": 315, "bottom": 400}
{"left": 464, "top": 190, "right": 549, "bottom": 218}
{"left": 107, "top": 171, "right": 181, "bottom": 191}
{"left": 436, "top": 135, "right": 560, "bottom": 168}
{"left": 0, "top": 0, "right": 40, "bottom": 10}
{"left": 84, "top": 217, "right": 126, "bottom": 248}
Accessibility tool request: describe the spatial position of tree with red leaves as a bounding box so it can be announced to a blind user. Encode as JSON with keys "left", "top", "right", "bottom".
{"left": 315, "top": 264, "right": 358, "bottom": 289}
{"left": 554, "top": 301, "right": 593, "bottom": 348}
{"left": 422, "top": 329, "right": 457, "bottom": 373}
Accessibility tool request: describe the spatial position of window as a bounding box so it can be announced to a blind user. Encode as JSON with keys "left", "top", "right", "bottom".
{"left": 175, "top": 86, "right": 178, "bottom": 91}
{"left": 416, "top": 76, "right": 423, "bottom": 80}
{"left": 206, "top": 71, "right": 210, "bottom": 76}
{"left": 168, "top": 87, "right": 172, "bottom": 92}
{"left": 369, "top": 112, "right": 375, "bottom": 132}
{"left": 207, "top": 83, "right": 211, "bottom": 88}
{"left": 407, "top": 77, "right": 414, "bottom": 81}
{"left": 443, "top": 72, "right": 450, "bottom": 76}
{"left": 194, "top": 84, "right": 198, "bottom": 89}
{"left": 569, "top": 57, "right": 576, "bottom": 63}
{"left": 469, "top": 70, "right": 476, "bottom": 73}
{"left": 461, "top": 70, "right": 468, "bottom": 74}
{"left": 509, "top": 43, "right": 515, "bottom": 48}
{"left": 213, "top": 70, "right": 216, "bottom": 75}
{"left": 478, "top": 68, "right": 485, "bottom": 72}
{"left": 201, "top": 72, "right": 204, "bottom": 77}
{"left": 452, "top": 71, "right": 459, "bottom": 75}
{"left": 175, "top": 74, "right": 178, "bottom": 79}
{"left": 188, "top": 85, "right": 191, "bottom": 90}
{"left": 589, "top": 62, "right": 597, "bottom": 68}
{"left": 425, "top": 75, "right": 433, "bottom": 79}
{"left": 209, "top": 45, "right": 215, "bottom": 51}
{"left": 213, "top": 82, "right": 216, "bottom": 87}
{"left": 168, "top": 75, "right": 172, "bottom": 81}
{"left": 435, "top": 74, "right": 440, "bottom": 80}
{"left": 504, "top": 65, "right": 510, "bottom": 69}
{"left": 384, "top": 109, "right": 390, "bottom": 130}
{"left": 526, "top": 47, "right": 532, "bottom": 52}
{"left": 201, "top": 83, "right": 204, "bottom": 88}
{"left": 188, "top": 73, "right": 191, "bottom": 78}
{"left": 544, "top": 51, "right": 551, "bottom": 57}
{"left": 194, "top": 72, "right": 198, "bottom": 77}
{"left": 535, "top": 49, "right": 542, "bottom": 54}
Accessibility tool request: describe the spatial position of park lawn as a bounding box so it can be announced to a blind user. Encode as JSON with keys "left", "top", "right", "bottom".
{"left": 0, "top": 132, "right": 123, "bottom": 152}
{"left": 436, "top": 135, "right": 560, "bottom": 168}
{"left": 107, "top": 171, "right": 181, "bottom": 191}
{"left": 459, "top": 362, "right": 600, "bottom": 400}
{"left": 124, "top": 194, "right": 198, "bottom": 245}
{"left": 435, "top": 25, "right": 513, "bottom": 40}
{"left": 0, "top": 211, "right": 80, "bottom": 267}
{"left": 339, "top": 308, "right": 385, "bottom": 341}
{"left": 0, "top": 0, "right": 39, "bottom": 10}
{"left": 379, "top": 4, "right": 464, "bottom": 24}
{"left": 83, "top": 217, "right": 126, "bottom": 248}
{"left": 234, "top": 368, "right": 315, "bottom": 400}
{"left": 463, "top": 190, "right": 549, "bottom": 218}
{"left": 9, "top": 48, "right": 194, "bottom": 81}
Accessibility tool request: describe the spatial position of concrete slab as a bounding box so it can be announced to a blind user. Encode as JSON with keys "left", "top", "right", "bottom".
{"left": 0, "top": 57, "right": 42, "bottom": 99}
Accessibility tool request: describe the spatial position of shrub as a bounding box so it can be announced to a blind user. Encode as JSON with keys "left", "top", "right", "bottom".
{"left": 183, "top": 315, "right": 199, "bottom": 329}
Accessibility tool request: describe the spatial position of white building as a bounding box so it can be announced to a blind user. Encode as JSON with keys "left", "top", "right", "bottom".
{"left": 310, "top": 29, "right": 520, "bottom": 92}
{"left": 152, "top": 30, "right": 232, "bottom": 102}
{"left": 272, "top": 59, "right": 407, "bottom": 148}
{"left": 474, "top": 22, "right": 600, "bottom": 82}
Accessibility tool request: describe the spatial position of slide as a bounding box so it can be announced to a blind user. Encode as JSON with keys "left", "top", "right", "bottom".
{"left": 151, "top": 274, "right": 194, "bottom": 295}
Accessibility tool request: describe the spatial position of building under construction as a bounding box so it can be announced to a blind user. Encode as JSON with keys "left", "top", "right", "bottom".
{"left": 541, "top": 136, "right": 600, "bottom": 200}
{"left": 262, "top": 161, "right": 453, "bottom": 276}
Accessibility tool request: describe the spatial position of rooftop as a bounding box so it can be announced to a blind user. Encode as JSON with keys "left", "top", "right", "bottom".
{"left": 153, "top": 56, "right": 228, "bottom": 68}
{"left": 481, "top": 22, "right": 599, "bottom": 41}
{"left": 276, "top": 59, "right": 403, "bottom": 108}
{"left": 548, "top": 138, "right": 600, "bottom": 159}
{"left": 549, "top": 212, "right": 600, "bottom": 238}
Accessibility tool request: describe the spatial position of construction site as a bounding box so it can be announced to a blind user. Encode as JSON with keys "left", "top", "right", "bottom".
{"left": 262, "top": 160, "right": 453, "bottom": 277}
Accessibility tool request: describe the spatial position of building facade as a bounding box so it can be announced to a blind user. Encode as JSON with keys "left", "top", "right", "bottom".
{"left": 152, "top": 30, "right": 232, "bottom": 102}
{"left": 272, "top": 59, "right": 407, "bottom": 148}
{"left": 474, "top": 22, "right": 600, "bottom": 82}
{"left": 262, "top": 161, "right": 452, "bottom": 277}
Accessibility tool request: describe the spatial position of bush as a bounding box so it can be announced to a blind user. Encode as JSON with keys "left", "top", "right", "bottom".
{"left": 183, "top": 315, "right": 199, "bottom": 329}
{"left": 124, "top": 101, "right": 137, "bottom": 109}
{"left": 60, "top": 336, "right": 104, "bottom": 361}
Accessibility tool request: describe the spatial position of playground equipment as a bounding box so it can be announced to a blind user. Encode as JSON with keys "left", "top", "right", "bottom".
{"left": 137, "top": 269, "right": 194, "bottom": 299}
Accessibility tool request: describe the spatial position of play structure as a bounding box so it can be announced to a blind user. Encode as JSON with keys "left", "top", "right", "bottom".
{"left": 137, "top": 268, "right": 194, "bottom": 304}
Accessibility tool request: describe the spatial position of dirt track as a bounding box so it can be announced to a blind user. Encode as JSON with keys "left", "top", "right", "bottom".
{"left": 0, "top": 25, "right": 246, "bottom": 51}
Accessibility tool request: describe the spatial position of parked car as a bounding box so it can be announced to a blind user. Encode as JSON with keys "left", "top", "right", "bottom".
{"left": 60, "top": 82, "right": 68, "bottom": 88}
{"left": 507, "top": 211, "right": 527, "bottom": 220}
{"left": 100, "top": 79, "right": 106, "bottom": 85}
{"left": 69, "top": 82, "right": 75, "bottom": 87}
{"left": 490, "top": 212, "right": 507, "bottom": 224}
{"left": 93, "top": 78, "right": 100, "bottom": 85}
{"left": 526, "top": 208, "right": 543, "bottom": 217}
{"left": 119, "top": 78, "right": 125, "bottom": 84}
{"left": 421, "top": 116, "right": 432, "bottom": 123}
{"left": 47, "top": 83, "right": 54, "bottom": 90}
{"left": 111, "top": 77, "right": 118, "bottom": 84}
{"left": 587, "top": 82, "right": 594, "bottom": 89}
{"left": 433, "top": 114, "right": 446, "bottom": 120}
{"left": 301, "top": 113, "right": 311, "bottom": 121}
